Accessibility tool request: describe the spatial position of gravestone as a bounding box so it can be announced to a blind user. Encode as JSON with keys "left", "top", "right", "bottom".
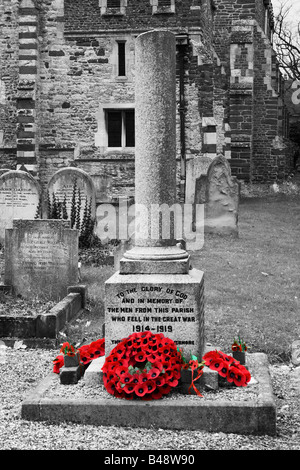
{"left": 4, "top": 219, "right": 78, "bottom": 301}
{"left": 0, "top": 170, "right": 41, "bottom": 243}
{"left": 47, "top": 167, "right": 96, "bottom": 224}
{"left": 104, "top": 30, "right": 205, "bottom": 360}
{"left": 195, "top": 155, "right": 239, "bottom": 236}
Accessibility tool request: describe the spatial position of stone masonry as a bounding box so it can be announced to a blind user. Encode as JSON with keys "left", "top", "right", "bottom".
{"left": 0, "top": 0, "right": 294, "bottom": 215}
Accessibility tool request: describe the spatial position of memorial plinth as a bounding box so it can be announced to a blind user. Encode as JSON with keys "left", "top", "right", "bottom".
{"left": 105, "top": 30, "right": 205, "bottom": 360}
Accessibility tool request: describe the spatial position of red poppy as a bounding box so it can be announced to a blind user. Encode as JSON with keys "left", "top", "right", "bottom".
{"left": 218, "top": 361, "right": 229, "bottom": 378}
{"left": 138, "top": 372, "right": 149, "bottom": 384}
{"left": 202, "top": 350, "right": 219, "bottom": 366}
{"left": 106, "top": 378, "right": 118, "bottom": 395}
{"left": 130, "top": 374, "right": 140, "bottom": 385}
{"left": 134, "top": 351, "right": 148, "bottom": 363}
{"left": 123, "top": 383, "right": 136, "bottom": 394}
{"left": 145, "top": 352, "right": 157, "bottom": 362}
{"left": 60, "top": 342, "right": 76, "bottom": 355}
{"left": 188, "top": 360, "right": 199, "bottom": 371}
{"left": 148, "top": 367, "right": 161, "bottom": 379}
{"left": 53, "top": 354, "right": 64, "bottom": 374}
{"left": 111, "top": 344, "right": 126, "bottom": 358}
{"left": 79, "top": 348, "right": 92, "bottom": 364}
{"left": 115, "top": 365, "right": 128, "bottom": 377}
{"left": 124, "top": 392, "right": 134, "bottom": 400}
{"left": 145, "top": 380, "right": 156, "bottom": 394}
{"left": 209, "top": 358, "right": 224, "bottom": 372}
{"left": 150, "top": 360, "right": 164, "bottom": 372}
{"left": 89, "top": 339, "right": 105, "bottom": 357}
{"left": 134, "top": 382, "right": 148, "bottom": 397}
{"left": 119, "top": 371, "right": 134, "bottom": 384}
{"left": 227, "top": 366, "right": 241, "bottom": 383}
{"left": 218, "top": 351, "right": 234, "bottom": 364}
{"left": 150, "top": 389, "right": 163, "bottom": 400}
{"left": 168, "top": 376, "right": 179, "bottom": 387}
{"left": 154, "top": 376, "right": 165, "bottom": 387}
{"left": 160, "top": 383, "right": 172, "bottom": 395}
{"left": 233, "top": 369, "right": 247, "bottom": 387}
{"left": 102, "top": 332, "right": 180, "bottom": 399}
{"left": 243, "top": 368, "right": 251, "bottom": 383}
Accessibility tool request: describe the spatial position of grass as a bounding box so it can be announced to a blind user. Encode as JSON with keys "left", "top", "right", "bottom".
{"left": 191, "top": 194, "right": 300, "bottom": 363}
{"left": 67, "top": 193, "right": 300, "bottom": 363}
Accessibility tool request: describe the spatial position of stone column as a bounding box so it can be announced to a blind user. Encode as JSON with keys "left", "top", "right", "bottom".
{"left": 121, "top": 30, "right": 189, "bottom": 274}
{"left": 105, "top": 31, "right": 205, "bottom": 360}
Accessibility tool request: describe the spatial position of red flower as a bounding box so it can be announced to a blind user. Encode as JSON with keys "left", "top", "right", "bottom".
{"left": 150, "top": 360, "right": 164, "bottom": 372}
{"left": 146, "top": 380, "right": 156, "bottom": 394}
{"left": 134, "top": 382, "right": 148, "bottom": 397}
{"left": 115, "top": 365, "right": 128, "bottom": 378}
{"left": 102, "top": 332, "right": 180, "bottom": 400}
{"left": 106, "top": 378, "right": 118, "bottom": 395}
{"left": 227, "top": 366, "right": 242, "bottom": 384}
{"left": 167, "top": 376, "right": 179, "bottom": 387}
{"left": 243, "top": 368, "right": 251, "bottom": 383}
{"left": 155, "top": 376, "right": 166, "bottom": 387}
{"left": 89, "top": 339, "right": 105, "bottom": 357}
{"left": 232, "top": 369, "right": 247, "bottom": 387}
{"left": 202, "top": 350, "right": 219, "bottom": 366}
{"left": 160, "top": 383, "right": 172, "bottom": 395}
{"left": 53, "top": 354, "right": 64, "bottom": 374}
{"left": 218, "top": 361, "right": 229, "bottom": 378}
{"left": 148, "top": 367, "right": 161, "bottom": 379}
{"left": 138, "top": 372, "right": 149, "bottom": 384}
{"left": 60, "top": 342, "right": 76, "bottom": 356}
{"left": 150, "top": 389, "right": 163, "bottom": 400}
{"left": 119, "top": 371, "right": 134, "bottom": 385}
{"left": 134, "top": 351, "right": 148, "bottom": 363}
{"left": 123, "top": 383, "right": 136, "bottom": 394}
{"left": 209, "top": 358, "right": 224, "bottom": 372}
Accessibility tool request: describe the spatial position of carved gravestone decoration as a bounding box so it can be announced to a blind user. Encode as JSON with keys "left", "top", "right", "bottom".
{"left": 199, "top": 155, "right": 240, "bottom": 236}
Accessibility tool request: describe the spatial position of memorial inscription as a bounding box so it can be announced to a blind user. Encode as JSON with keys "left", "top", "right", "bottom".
{"left": 0, "top": 170, "right": 41, "bottom": 243}
{"left": 105, "top": 271, "right": 204, "bottom": 358}
{"left": 5, "top": 219, "right": 78, "bottom": 301}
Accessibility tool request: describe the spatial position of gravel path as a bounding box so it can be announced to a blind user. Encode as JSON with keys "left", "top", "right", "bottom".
{"left": 0, "top": 346, "right": 300, "bottom": 450}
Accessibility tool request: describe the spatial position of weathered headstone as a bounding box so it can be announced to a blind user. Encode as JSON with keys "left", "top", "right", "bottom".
{"left": 195, "top": 155, "right": 240, "bottom": 236}
{"left": 4, "top": 219, "right": 78, "bottom": 301}
{"left": 47, "top": 167, "right": 96, "bottom": 223}
{"left": 104, "top": 30, "right": 205, "bottom": 361}
{"left": 0, "top": 170, "right": 41, "bottom": 243}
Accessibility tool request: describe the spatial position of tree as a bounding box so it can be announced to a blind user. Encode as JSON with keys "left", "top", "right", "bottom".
{"left": 273, "top": 0, "right": 300, "bottom": 81}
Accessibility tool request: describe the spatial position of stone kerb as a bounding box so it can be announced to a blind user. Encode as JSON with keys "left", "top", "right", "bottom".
{"left": 195, "top": 155, "right": 240, "bottom": 236}
{"left": 46, "top": 167, "right": 96, "bottom": 223}
{"left": 0, "top": 170, "right": 41, "bottom": 244}
{"left": 4, "top": 219, "right": 78, "bottom": 301}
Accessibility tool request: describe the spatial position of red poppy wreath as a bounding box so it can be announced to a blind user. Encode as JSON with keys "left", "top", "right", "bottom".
{"left": 101, "top": 331, "right": 183, "bottom": 400}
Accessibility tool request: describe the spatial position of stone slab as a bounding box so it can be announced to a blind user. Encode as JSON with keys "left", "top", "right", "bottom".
{"left": 0, "top": 170, "right": 41, "bottom": 243}
{"left": 119, "top": 257, "right": 190, "bottom": 274}
{"left": 47, "top": 167, "right": 96, "bottom": 222}
{"left": 21, "top": 353, "right": 277, "bottom": 435}
{"left": 4, "top": 219, "right": 78, "bottom": 301}
{"left": 104, "top": 268, "right": 205, "bottom": 360}
{"left": 83, "top": 354, "right": 219, "bottom": 395}
{"left": 0, "top": 291, "right": 85, "bottom": 340}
